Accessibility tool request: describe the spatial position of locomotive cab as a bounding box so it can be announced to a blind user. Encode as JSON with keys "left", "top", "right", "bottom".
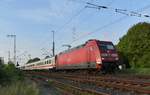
{"left": 98, "top": 41, "right": 119, "bottom": 72}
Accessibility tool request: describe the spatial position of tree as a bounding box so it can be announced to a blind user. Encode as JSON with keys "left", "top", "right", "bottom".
{"left": 45, "top": 56, "right": 50, "bottom": 59}
{"left": 0, "top": 57, "right": 4, "bottom": 65}
{"left": 117, "top": 22, "right": 150, "bottom": 68}
{"left": 27, "top": 57, "right": 40, "bottom": 64}
{"left": 8, "top": 60, "right": 14, "bottom": 64}
{"left": 0, "top": 63, "right": 23, "bottom": 85}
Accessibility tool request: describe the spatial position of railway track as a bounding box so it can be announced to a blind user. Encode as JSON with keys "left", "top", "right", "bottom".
{"left": 30, "top": 76, "right": 110, "bottom": 95}
{"left": 26, "top": 71, "right": 150, "bottom": 95}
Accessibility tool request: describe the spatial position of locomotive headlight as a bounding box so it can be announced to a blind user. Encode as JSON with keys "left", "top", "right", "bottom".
{"left": 101, "top": 58, "right": 105, "bottom": 60}
{"left": 118, "top": 65, "right": 122, "bottom": 70}
{"left": 115, "top": 57, "right": 119, "bottom": 60}
{"left": 96, "top": 58, "right": 102, "bottom": 64}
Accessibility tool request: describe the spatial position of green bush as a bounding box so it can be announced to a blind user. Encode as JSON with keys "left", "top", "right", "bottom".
{"left": 137, "top": 52, "right": 150, "bottom": 68}
{"left": 0, "top": 63, "right": 24, "bottom": 85}
{"left": 0, "top": 63, "right": 39, "bottom": 95}
{"left": 117, "top": 22, "right": 150, "bottom": 68}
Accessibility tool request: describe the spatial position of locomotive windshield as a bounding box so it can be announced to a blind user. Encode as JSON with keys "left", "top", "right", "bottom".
{"left": 99, "top": 43, "right": 115, "bottom": 51}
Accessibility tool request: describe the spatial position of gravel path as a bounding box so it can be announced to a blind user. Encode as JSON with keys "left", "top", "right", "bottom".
{"left": 38, "top": 83, "right": 61, "bottom": 95}
{"left": 33, "top": 79, "right": 62, "bottom": 95}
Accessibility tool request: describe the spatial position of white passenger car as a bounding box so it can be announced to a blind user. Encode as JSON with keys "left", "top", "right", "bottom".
{"left": 23, "top": 57, "right": 55, "bottom": 70}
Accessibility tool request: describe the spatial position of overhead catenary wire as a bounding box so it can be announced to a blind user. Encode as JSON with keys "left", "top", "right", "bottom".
{"left": 56, "top": 7, "right": 86, "bottom": 33}
{"left": 69, "top": 16, "right": 127, "bottom": 44}
{"left": 85, "top": 2, "right": 150, "bottom": 18}
{"left": 40, "top": 0, "right": 109, "bottom": 53}
{"left": 70, "top": 0, "right": 150, "bottom": 18}
{"left": 38, "top": 3, "right": 86, "bottom": 54}
{"left": 53, "top": 7, "right": 86, "bottom": 52}
{"left": 54, "top": 1, "right": 150, "bottom": 54}
{"left": 41, "top": 0, "right": 150, "bottom": 55}
{"left": 69, "top": 4, "right": 150, "bottom": 45}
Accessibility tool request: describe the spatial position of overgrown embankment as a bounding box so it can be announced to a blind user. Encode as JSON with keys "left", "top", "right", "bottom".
{"left": 0, "top": 81, "right": 39, "bottom": 95}
{"left": 0, "top": 63, "right": 39, "bottom": 95}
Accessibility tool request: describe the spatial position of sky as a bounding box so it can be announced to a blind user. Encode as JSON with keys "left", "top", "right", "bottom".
{"left": 0, "top": 0, "right": 150, "bottom": 65}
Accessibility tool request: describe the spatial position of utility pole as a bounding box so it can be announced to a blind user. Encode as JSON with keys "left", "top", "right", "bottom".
{"left": 52, "top": 31, "right": 55, "bottom": 56}
{"left": 8, "top": 51, "right": 10, "bottom": 62}
{"left": 7, "top": 34, "right": 16, "bottom": 65}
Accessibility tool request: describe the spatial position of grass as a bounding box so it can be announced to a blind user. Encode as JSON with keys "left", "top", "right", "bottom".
{"left": 0, "top": 81, "right": 39, "bottom": 95}
{"left": 119, "top": 68, "right": 150, "bottom": 75}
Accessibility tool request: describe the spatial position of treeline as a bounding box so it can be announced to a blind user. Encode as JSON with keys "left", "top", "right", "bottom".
{"left": 26, "top": 56, "right": 50, "bottom": 64}
{"left": 117, "top": 22, "right": 150, "bottom": 68}
{"left": 27, "top": 57, "right": 40, "bottom": 64}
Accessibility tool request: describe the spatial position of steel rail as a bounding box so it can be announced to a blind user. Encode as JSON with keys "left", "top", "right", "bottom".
{"left": 30, "top": 77, "right": 110, "bottom": 95}
{"left": 26, "top": 71, "right": 150, "bottom": 94}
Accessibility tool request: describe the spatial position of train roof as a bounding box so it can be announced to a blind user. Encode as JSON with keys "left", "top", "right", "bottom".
{"left": 25, "top": 57, "right": 54, "bottom": 66}
{"left": 58, "top": 39, "right": 113, "bottom": 55}
{"left": 59, "top": 43, "right": 85, "bottom": 55}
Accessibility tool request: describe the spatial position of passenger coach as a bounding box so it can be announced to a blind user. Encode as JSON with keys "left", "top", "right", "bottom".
{"left": 24, "top": 57, "right": 55, "bottom": 70}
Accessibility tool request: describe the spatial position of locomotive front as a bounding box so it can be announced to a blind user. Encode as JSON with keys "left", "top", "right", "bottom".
{"left": 97, "top": 41, "right": 119, "bottom": 72}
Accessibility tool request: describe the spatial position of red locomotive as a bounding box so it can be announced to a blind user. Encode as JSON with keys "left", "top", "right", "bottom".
{"left": 56, "top": 39, "right": 119, "bottom": 72}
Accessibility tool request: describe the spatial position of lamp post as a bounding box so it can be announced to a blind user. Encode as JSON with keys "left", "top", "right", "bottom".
{"left": 52, "top": 31, "right": 55, "bottom": 56}
{"left": 7, "top": 34, "right": 16, "bottom": 65}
